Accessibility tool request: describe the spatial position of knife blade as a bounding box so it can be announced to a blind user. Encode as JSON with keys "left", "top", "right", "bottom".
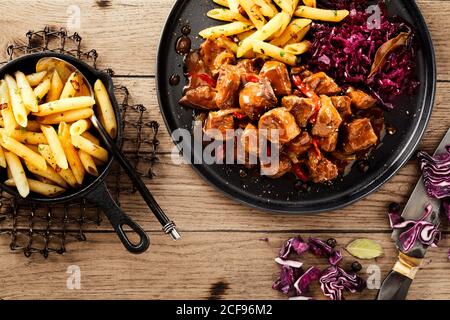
{"left": 377, "top": 129, "right": 450, "bottom": 300}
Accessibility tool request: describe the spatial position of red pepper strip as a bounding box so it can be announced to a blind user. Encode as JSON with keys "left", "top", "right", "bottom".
{"left": 233, "top": 112, "right": 247, "bottom": 120}
{"left": 312, "top": 138, "right": 322, "bottom": 160}
{"left": 293, "top": 164, "right": 309, "bottom": 182}
{"left": 245, "top": 73, "right": 260, "bottom": 83}
{"left": 186, "top": 72, "right": 217, "bottom": 88}
{"left": 291, "top": 75, "right": 321, "bottom": 124}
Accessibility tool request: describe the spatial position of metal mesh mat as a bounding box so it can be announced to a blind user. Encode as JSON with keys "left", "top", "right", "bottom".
{"left": 0, "top": 27, "right": 159, "bottom": 258}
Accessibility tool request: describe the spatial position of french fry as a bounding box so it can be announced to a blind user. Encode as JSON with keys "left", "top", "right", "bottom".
{"left": 0, "top": 146, "right": 6, "bottom": 168}
{"left": 15, "top": 71, "right": 39, "bottom": 112}
{"left": 4, "top": 74, "right": 27, "bottom": 128}
{"left": 0, "top": 134, "right": 47, "bottom": 171}
{"left": 34, "top": 96, "right": 95, "bottom": 117}
{"left": 70, "top": 135, "right": 108, "bottom": 163}
{"left": 302, "top": 0, "right": 316, "bottom": 7}
{"left": 4, "top": 151, "right": 29, "bottom": 197}
{"left": 199, "top": 21, "right": 254, "bottom": 39}
{"left": 0, "top": 79, "right": 18, "bottom": 135}
{"left": 254, "top": 0, "right": 278, "bottom": 18}
{"left": 78, "top": 150, "right": 99, "bottom": 177}
{"left": 239, "top": 0, "right": 267, "bottom": 30}
{"left": 207, "top": 8, "right": 250, "bottom": 23}
{"left": 46, "top": 70, "right": 64, "bottom": 102}
{"left": 37, "top": 108, "right": 94, "bottom": 125}
{"left": 40, "top": 125, "right": 69, "bottom": 170}
{"left": 237, "top": 12, "right": 290, "bottom": 57}
{"left": 5, "top": 178, "right": 65, "bottom": 197}
{"left": 284, "top": 40, "right": 311, "bottom": 55}
{"left": 270, "top": 18, "right": 311, "bottom": 47}
{"left": 59, "top": 123, "right": 85, "bottom": 185}
{"left": 70, "top": 119, "right": 91, "bottom": 136}
{"left": 34, "top": 78, "right": 51, "bottom": 103}
{"left": 26, "top": 71, "right": 48, "bottom": 87}
{"left": 60, "top": 72, "right": 82, "bottom": 99}
{"left": 25, "top": 161, "right": 68, "bottom": 188}
{"left": 38, "top": 144, "right": 78, "bottom": 188}
{"left": 252, "top": 40, "right": 298, "bottom": 65}
{"left": 294, "top": 6, "right": 349, "bottom": 22}
{"left": 94, "top": 80, "right": 117, "bottom": 139}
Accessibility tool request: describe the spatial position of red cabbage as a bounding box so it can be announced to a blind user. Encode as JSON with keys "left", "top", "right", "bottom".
{"left": 389, "top": 204, "right": 441, "bottom": 252}
{"left": 319, "top": 266, "right": 366, "bottom": 300}
{"left": 308, "top": 238, "right": 343, "bottom": 266}
{"left": 275, "top": 257, "right": 304, "bottom": 269}
{"left": 279, "top": 236, "right": 310, "bottom": 259}
{"left": 294, "top": 267, "right": 322, "bottom": 295}
{"left": 272, "top": 265, "right": 302, "bottom": 295}
{"left": 305, "top": 1, "right": 418, "bottom": 109}
{"left": 419, "top": 146, "right": 450, "bottom": 199}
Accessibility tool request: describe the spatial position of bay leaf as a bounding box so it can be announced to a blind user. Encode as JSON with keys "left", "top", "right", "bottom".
{"left": 346, "top": 239, "right": 383, "bottom": 260}
{"left": 368, "top": 32, "right": 409, "bottom": 78}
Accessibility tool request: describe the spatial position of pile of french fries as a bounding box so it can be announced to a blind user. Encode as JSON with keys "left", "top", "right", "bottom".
{"left": 0, "top": 60, "right": 117, "bottom": 198}
{"left": 200, "top": 0, "right": 349, "bottom": 65}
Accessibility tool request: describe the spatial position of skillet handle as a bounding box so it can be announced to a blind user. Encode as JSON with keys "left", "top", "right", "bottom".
{"left": 86, "top": 183, "right": 150, "bottom": 254}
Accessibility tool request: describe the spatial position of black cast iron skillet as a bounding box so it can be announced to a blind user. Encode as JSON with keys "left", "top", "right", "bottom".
{"left": 0, "top": 52, "right": 150, "bottom": 253}
{"left": 156, "top": 0, "right": 436, "bottom": 214}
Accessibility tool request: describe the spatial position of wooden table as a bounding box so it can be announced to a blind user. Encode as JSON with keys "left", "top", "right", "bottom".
{"left": 0, "top": 0, "right": 448, "bottom": 300}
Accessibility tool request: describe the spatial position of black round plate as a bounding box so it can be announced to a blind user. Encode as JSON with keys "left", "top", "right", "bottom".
{"left": 156, "top": 0, "right": 436, "bottom": 214}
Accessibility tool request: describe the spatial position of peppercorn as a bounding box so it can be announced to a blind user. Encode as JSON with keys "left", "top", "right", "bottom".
{"left": 351, "top": 261, "right": 363, "bottom": 273}
{"left": 389, "top": 202, "right": 401, "bottom": 213}
{"left": 326, "top": 238, "right": 337, "bottom": 248}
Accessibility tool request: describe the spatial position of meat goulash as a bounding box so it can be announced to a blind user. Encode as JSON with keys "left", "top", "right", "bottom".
{"left": 178, "top": 0, "right": 415, "bottom": 185}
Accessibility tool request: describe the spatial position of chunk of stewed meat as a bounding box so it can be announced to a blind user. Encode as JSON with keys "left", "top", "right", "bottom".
{"left": 303, "top": 72, "right": 341, "bottom": 96}
{"left": 259, "top": 107, "right": 300, "bottom": 144}
{"left": 342, "top": 118, "right": 378, "bottom": 154}
{"left": 331, "top": 96, "right": 352, "bottom": 118}
{"left": 262, "top": 154, "right": 293, "bottom": 179}
{"left": 318, "top": 132, "right": 338, "bottom": 153}
{"left": 200, "top": 39, "right": 235, "bottom": 76}
{"left": 312, "top": 96, "right": 343, "bottom": 138}
{"left": 215, "top": 65, "right": 241, "bottom": 109}
{"left": 287, "top": 131, "right": 312, "bottom": 156}
{"left": 259, "top": 61, "right": 292, "bottom": 96}
{"left": 179, "top": 86, "right": 217, "bottom": 111}
{"left": 306, "top": 151, "right": 339, "bottom": 183}
{"left": 203, "top": 109, "right": 240, "bottom": 141}
{"left": 240, "top": 80, "right": 277, "bottom": 120}
{"left": 236, "top": 59, "right": 261, "bottom": 81}
{"left": 282, "top": 96, "right": 316, "bottom": 128}
{"left": 346, "top": 87, "right": 377, "bottom": 109}
{"left": 241, "top": 123, "right": 259, "bottom": 156}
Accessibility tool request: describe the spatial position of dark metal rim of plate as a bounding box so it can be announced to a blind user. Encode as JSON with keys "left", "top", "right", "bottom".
{"left": 155, "top": 0, "right": 437, "bottom": 214}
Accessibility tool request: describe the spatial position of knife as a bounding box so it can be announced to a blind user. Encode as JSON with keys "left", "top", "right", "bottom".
{"left": 377, "top": 129, "right": 450, "bottom": 300}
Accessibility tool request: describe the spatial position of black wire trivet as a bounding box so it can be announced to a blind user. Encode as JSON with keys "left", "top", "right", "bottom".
{"left": 0, "top": 27, "right": 160, "bottom": 258}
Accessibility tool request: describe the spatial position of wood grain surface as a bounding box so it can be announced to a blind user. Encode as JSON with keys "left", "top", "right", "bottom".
{"left": 0, "top": 0, "right": 448, "bottom": 300}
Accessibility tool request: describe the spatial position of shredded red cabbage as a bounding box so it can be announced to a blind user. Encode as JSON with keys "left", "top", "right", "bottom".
{"left": 294, "top": 267, "right": 322, "bottom": 295}
{"left": 272, "top": 265, "right": 302, "bottom": 295}
{"left": 308, "top": 238, "right": 343, "bottom": 266}
{"left": 305, "top": 1, "right": 419, "bottom": 109}
{"left": 279, "top": 236, "right": 310, "bottom": 259}
{"left": 389, "top": 204, "right": 441, "bottom": 252}
{"left": 419, "top": 146, "right": 450, "bottom": 200}
{"left": 273, "top": 236, "right": 366, "bottom": 300}
{"left": 319, "top": 266, "right": 366, "bottom": 300}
